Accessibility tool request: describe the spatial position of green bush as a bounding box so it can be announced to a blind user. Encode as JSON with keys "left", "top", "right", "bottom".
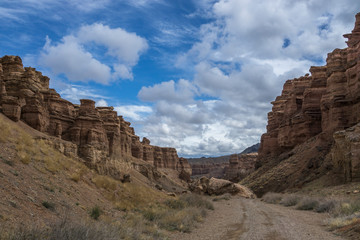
{"left": 90, "top": 206, "right": 101, "bottom": 220}
{"left": 42, "top": 201, "right": 55, "bottom": 211}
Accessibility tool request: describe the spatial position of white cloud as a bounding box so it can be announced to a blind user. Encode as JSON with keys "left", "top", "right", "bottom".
{"left": 40, "top": 24, "right": 148, "bottom": 83}
{"left": 114, "top": 105, "right": 153, "bottom": 121}
{"left": 96, "top": 99, "right": 108, "bottom": 107}
{"left": 138, "top": 79, "right": 198, "bottom": 103}
{"left": 59, "top": 84, "right": 109, "bottom": 104}
{"left": 40, "top": 36, "right": 112, "bottom": 84}
{"left": 77, "top": 23, "right": 148, "bottom": 66}
{"left": 135, "top": 0, "right": 360, "bottom": 157}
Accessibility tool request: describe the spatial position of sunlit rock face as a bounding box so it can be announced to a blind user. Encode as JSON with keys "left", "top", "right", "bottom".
{"left": 0, "top": 55, "right": 191, "bottom": 178}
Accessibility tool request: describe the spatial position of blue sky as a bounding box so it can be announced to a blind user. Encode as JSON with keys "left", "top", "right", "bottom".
{"left": 1, "top": 0, "right": 360, "bottom": 157}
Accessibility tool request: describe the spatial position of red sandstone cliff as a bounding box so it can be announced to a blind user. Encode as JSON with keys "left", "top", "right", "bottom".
{"left": 242, "top": 13, "right": 360, "bottom": 196}
{"left": 0, "top": 56, "right": 191, "bottom": 181}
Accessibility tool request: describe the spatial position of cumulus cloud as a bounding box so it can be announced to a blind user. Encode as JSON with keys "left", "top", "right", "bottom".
{"left": 138, "top": 79, "right": 198, "bottom": 103}
{"left": 96, "top": 99, "right": 108, "bottom": 107}
{"left": 40, "top": 36, "right": 112, "bottom": 84}
{"left": 40, "top": 23, "right": 148, "bottom": 84}
{"left": 59, "top": 85, "right": 109, "bottom": 104}
{"left": 136, "top": 0, "right": 360, "bottom": 157}
{"left": 114, "top": 105, "right": 153, "bottom": 121}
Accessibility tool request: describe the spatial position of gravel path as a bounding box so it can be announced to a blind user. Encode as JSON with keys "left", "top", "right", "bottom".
{"left": 170, "top": 197, "right": 343, "bottom": 240}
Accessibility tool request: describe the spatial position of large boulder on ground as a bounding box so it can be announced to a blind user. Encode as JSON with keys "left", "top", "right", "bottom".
{"left": 189, "top": 177, "right": 255, "bottom": 198}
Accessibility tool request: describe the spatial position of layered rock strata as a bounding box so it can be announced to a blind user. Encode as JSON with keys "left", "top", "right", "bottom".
{"left": 0, "top": 56, "right": 191, "bottom": 178}
{"left": 259, "top": 13, "right": 360, "bottom": 165}
{"left": 224, "top": 153, "right": 257, "bottom": 182}
{"left": 244, "top": 13, "right": 360, "bottom": 195}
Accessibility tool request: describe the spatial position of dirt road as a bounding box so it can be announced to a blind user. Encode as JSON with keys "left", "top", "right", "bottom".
{"left": 170, "top": 197, "right": 343, "bottom": 240}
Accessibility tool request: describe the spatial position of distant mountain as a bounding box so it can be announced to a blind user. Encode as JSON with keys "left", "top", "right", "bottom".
{"left": 187, "top": 143, "right": 260, "bottom": 164}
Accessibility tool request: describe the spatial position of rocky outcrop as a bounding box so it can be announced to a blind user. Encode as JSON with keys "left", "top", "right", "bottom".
{"left": 259, "top": 12, "right": 360, "bottom": 162}
{"left": 243, "top": 13, "right": 360, "bottom": 196}
{"left": 224, "top": 153, "right": 257, "bottom": 182}
{"left": 189, "top": 177, "right": 255, "bottom": 198}
{"left": 0, "top": 55, "right": 191, "bottom": 180}
{"left": 189, "top": 144, "right": 259, "bottom": 179}
{"left": 191, "top": 162, "right": 229, "bottom": 178}
{"left": 332, "top": 123, "right": 360, "bottom": 182}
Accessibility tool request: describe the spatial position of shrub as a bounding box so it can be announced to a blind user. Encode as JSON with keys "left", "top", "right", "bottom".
{"left": 180, "top": 194, "right": 214, "bottom": 210}
{"left": 296, "top": 198, "right": 319, "bottom": 211}
{"left": 262, "top": 192, "right": 283, "bottom": 204}
{"left": 213, "top": 193, "right": 232, "bottom": 202}
{"left": 315, "top": 199, "right": 337, "bottom": 213}
{"left": 280, "top": 194, "right": 302, "bottom": 207}
{"left": 164, "top": 199, "right": 185, "bottom": 210}
{"left": 90, "top": 206, "right": 101, "bottom": 220}
{"left": 42, "top": 201, "right": 55, "bottom": 211}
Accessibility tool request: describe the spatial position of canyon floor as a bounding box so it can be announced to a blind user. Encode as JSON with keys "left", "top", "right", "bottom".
{"left": 170, "top": 197, "right": 342, "bottom": 240}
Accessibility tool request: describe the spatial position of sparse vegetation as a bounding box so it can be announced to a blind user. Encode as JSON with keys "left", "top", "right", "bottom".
{"left": 0, "top": 215, "right": 164, "bottom": 240}
{"left": 139, "top": 193, "right": 214, "bottom": 233}
{"left": 212, "top": 193, "right": 232, "bottom": 201}
{"left": 296, "top": 198, "right": 319, "bottom": 211}
{"left": 262, "top": 192, "right": 283, "bottom": 204}
{"left": 315, "top": 199, "right": 337, "bottom": 213}
{"left": 42, "top": 201, "right": 55, "bottom": 211}
{"left": 280, "top": 194, "right": 302, "bottom": 207}
{"left": 262, "top": 192, "right": 360, "bottom": 233}
{"left": 90, "top": 206, "right": 101, "bottom": 220}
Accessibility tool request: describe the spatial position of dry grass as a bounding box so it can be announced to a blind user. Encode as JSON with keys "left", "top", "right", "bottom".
{"left": 280, "top": 194, "right": 302, "bottom": 207}
{"left": 0, "top": 119, "right": 12, "bottom": 143}
{"left": 262, "top": 192, "right": 283, "bottom": 204}
{"left": 296, "top": 198, "right": 319, "bottom": 210}
{"left": 140, "top": 193, "right": 213, "bottom": 233}
{"left": 263, "top": 192, "right": 360, "bottom": 232}
{"left": 0, "top": 215, "right": 165, "bottom": 240}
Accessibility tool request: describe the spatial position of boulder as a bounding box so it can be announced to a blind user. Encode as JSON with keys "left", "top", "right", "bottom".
{"left": 189, "top": 177, "right": 255, "bottom": 198}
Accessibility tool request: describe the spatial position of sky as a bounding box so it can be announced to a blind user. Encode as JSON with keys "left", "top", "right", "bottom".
{"left": 1, "top": 0, "right": 360, "bottom": 157}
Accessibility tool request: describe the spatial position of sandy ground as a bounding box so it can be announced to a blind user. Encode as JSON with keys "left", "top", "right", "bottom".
{"left": 170, "top": 197, "right": 344, "bottom": 240}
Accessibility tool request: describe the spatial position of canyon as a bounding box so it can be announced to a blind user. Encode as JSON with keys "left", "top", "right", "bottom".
{"left": 242, "top": 13, "right": 360, "bottom": 196}
{"left": 0, "top": 55, "right": 192, "bottom": 183}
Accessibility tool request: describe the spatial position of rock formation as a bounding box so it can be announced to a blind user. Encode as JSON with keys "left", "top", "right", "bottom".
{"left": 189, "top": 144, "right": 259, "bottom": 179}
{"left": 191, "top": 162, "right": 229, "bottom": 178}
{"left": 0, "top": 55, "right": 191, "bottom": 180}
{"left": 332, "top": 123, "right": 360, "bottom": 183}
{"left": 224, "top": 153, "right": 257, "bottom": 182}
{"left": 243, "top": 12, "right": 360, "bottom": 196}
{"left": 189, "top": 177, "right": 256, "bottom": 198}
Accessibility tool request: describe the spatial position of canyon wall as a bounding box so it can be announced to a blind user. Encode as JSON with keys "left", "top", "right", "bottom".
{"left": 224, "top": 153, "right": 258, "bottom": 182}
{"left": 0, "top": 56, "right": 191, "bottom": 180}
{"left": 243, "top": 13, "right": 360, "bottom": 196}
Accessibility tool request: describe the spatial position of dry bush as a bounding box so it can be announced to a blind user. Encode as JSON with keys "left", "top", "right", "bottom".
{"left": 0, "top": 215, "right": 166, "bottom": 240}
{"left": 0, "top": 120, "right": 12, "bottom": 143}
{"left": 296, "top": 198, "right": 319, "bottom": 211}
{"left": 139, "top": 193, "right": 213, "bottom": 233}
{"left": 315, "top": 199, "right": 337, "bottom": 213}
{"left": 180, "top": 193, "right": 214, "bottom": 210}
{"left": 328, "top": 213, "right": 360, "bottom": 230}
{"left": 262, "top": 192, "right": 283, "bottom": 204}
{"left": 331, "top": 198, "right": 360, "bottom": 217}
{"left": 280, "top": 194, "right": 302, "bottom": 207}
{"left": 213, "top": 193, "right": 232, "bottom": 201}
{"left": 92, "top": 175, "right": 118, "bottom": 191}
